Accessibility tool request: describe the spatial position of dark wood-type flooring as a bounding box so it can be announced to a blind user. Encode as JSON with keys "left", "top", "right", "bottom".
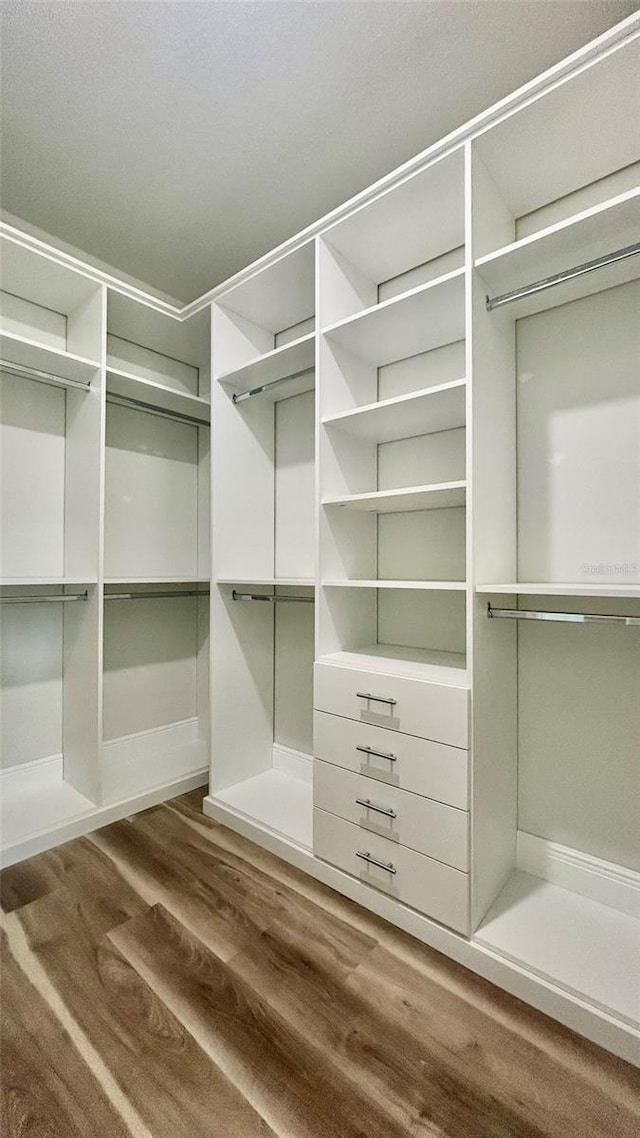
{"left": 1, "top": 789, "right": 639, "bottom": 1137}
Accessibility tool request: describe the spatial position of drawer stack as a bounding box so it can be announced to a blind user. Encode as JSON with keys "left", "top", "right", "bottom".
{"left": 313, "top": 662, "right": 470, "bottom": 933}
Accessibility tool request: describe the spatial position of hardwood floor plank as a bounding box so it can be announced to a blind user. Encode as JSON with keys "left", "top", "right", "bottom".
{"left": 0, "top": 847, "right": 68, "bottom": 913}
{"left": 346, "top": 945, "right": 640, "bottom": 1138}
{"left": 111, "top": 901, "right": 415, "bottom": 1138}
{"left": 1, "top": 929, "right": 133, "bottom": 1138}
{"left": 132, "top": 804, "right": 378, "bottom": 975}
{"left": 229, "top": 921, "right": 556, "bottom": 1138}
{"left": 13, "top": 889, "right": 276, "bottom": 1138}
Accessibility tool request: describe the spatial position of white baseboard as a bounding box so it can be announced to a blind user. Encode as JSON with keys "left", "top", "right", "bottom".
{"left": 272, "top": 743, "right": 313, "bottom": 783}
{"left": 103, "top": 717, "right": 200, "bottom": 765}
{"left": 517, "top": 831, "right": 640, "bottom": 919}
{"left": 0, "top": 752, "right": 63, "bottom": 792}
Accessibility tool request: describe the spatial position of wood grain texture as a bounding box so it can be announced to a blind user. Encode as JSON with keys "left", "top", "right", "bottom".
{"left": 2, "top": 787, "right": 639, "bottom": 1138}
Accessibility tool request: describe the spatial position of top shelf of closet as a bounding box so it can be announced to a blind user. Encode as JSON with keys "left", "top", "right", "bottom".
{"left": 322, "top": 269, "right": 465, "bottom": 366}
{"left": 476, "top": 583, "right": 640, "bottom": 598}
{"left": 477, "top": 189, "right": 640, "bottom": 317}
{"left": 1, "top": 236, "right": 103, "bottom": 379}
{"left": 106, "top": 367, "right": 211, "bottom": 424}
{"left": 215, "top": 332, "right": 315, "bottom": 402}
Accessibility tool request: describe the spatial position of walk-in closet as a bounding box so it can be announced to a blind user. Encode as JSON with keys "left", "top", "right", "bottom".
{"left": 1, "top": 8, "right": 638, "bottom": 1075}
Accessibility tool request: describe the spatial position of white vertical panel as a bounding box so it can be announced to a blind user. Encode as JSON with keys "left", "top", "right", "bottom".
{"left": 0, "top": 601, "right": 63, "bottom": 768}
{"left": 275, "top": 391, "right": 315, "bottom": 579}
{"left": 104, "top": 404, "right": 198, "bottom": 578}
{"left": 274, "top": 596, "right": 314, "bottom": 754}
{"left": 0, "top": 372, "right": 65, "bottom": 578}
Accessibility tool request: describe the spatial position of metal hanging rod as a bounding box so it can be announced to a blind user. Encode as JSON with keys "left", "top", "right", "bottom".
{"left": 105, "top": 589, "right": 209, "bottom": 601}
{"left": 487, "top": 603, "right": 639, "bottom": 627}
{"left": 485, "top": 242, "right": 640, "bottom": 312}
{"left": 232, "top": 367, "right": 315, "bottom": 404}
{"left": 0, "top": 359, "right": 92, "bottom": 392}
{"left": 232, "top": 589, "right": 314, "bottom": 604}
{"left": 106, "top": 392, "right": 208, "bottom": 428}
{"left": 0, "top": 591, "right": 88, "bottom": 605}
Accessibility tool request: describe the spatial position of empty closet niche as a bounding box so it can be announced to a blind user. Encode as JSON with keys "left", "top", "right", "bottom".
{"left": 0, "top": 365, "right": 102, "bottom": 583}
{"left": 0, "top": 585, "right": 101, "bottom": 860}
{"left": 213, "top": 384, "right": 315, "bottom": 585}
{"left": 106, "top": 292, "right": 210, "bottom": 422}
{"left": 212, "top": 240, "right": 315, "bottom": 386}
{"left": 209, "top": 584, "right": 315, "bottom": 848}
{"left": 317, "top": 585, "right": 467, "bottom": 682}
{"left": 319, "top": 148, "right": 465, "bottom": 328}
{"left": 472, "top": 38, "right": 639, "bottom": 304}
{"left": 0, "top": 236, "right": 103, "bottom": 384}
{"left": 104, "top": 399, "right": 209, "bottom": 581}
{"left": 102, "top": 584, "right": 209, "bottom": 802}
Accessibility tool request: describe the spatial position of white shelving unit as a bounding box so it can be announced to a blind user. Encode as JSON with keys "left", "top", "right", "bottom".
{"left": 2, "top": 14, "right": 639, "bottom": 1066}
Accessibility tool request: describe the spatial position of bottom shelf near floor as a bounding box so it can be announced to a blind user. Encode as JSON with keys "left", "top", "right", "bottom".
{"left": 474, "top": 870, "right": 640, "bottom": 1029}
{"left": 211, "top": 763, "right": 313, "bottom": 850}
{"left": 0, "top": 755, "right": 95, "bottom": 857}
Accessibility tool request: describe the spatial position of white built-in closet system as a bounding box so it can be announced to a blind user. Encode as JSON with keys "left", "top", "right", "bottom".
{"left": 1, "top": 16, "right": 638, "bottom": 1064}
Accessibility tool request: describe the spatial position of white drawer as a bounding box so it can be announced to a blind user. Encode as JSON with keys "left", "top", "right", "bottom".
{"left": 313, "top": 710, "right": 468, "bottom": 809}
{"left": 314, "top": 760, "right": 468, "bottom": 870}
{"left": 314, "top": 662, "right": 469, "bottom": 748}
{"left": 313, "top": 807, "right": 469, "bottom": 934}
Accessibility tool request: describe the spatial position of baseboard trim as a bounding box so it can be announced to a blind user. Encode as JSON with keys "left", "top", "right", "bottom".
{"left": 0, "top": 752, "right": 63, "bottom": 788}
{"left": 272, "top": 743, "right": 313, "bottom": 783}
{"left": 517, "top": 831, "right": 640, "bottom": 919}
{"left": 103, "top": 717, "right": 199, "bottom": 764}
{"left": 203, "top": 795, "right": 640, "bottom": 1066}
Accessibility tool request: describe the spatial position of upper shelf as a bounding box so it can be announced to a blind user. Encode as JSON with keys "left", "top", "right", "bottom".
{"left": 322, "top": 269, "right": 465, "bottom": 366}
{"left": 321, "top": 379, "right": 466, "bottom": 443}
{"left": 215, "top": 332, "right": 315, "bottom": 401}
{"left": 476, "top": 189, "right": 640, "bottom": 317}
{"left": 476, "top": 583, "right": 640, "bottom": 598}
{"left": 106, "top": 367, "right": 210, "bottom": 424}
{"left": 0, "top": 331, "right": 100, "bottom": 387}
{"left": 323, "top": 480, "right": 466, "bottom": 514}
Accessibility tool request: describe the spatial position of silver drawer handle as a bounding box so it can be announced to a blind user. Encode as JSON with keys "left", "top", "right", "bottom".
{"left": 356, "top": 850, "right": 397, "bottom": 874}
{"left": 356, "top": 797, "right": 397, "bottom": 819}
{"left": 356, "top": 691, "right": 397, "bottom": 707}
{"left": 356, "top": 744, "right": 397, "bottom": 762}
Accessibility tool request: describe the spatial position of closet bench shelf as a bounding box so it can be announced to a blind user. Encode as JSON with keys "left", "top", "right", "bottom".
{"left": 210, "top": 768, "right": 313, "bottom": 850}
{"left": 323, "top": 481, "right": 466, "bottom": 513}
{"left": 476, "top": 188, "right": 640, "bottom": 317}
{"left": 321, "top": 379, "right": 466, "bottom": 442}
{"left": 0, "top": 331, "right": 100, "bottom": 386}
{"left": 106, "top": 367, "right": 211, "bottom": 423}
{"left": 318, "top": 646, "right": 468, "bottom": 685}
{"left": 322, "top": 269, "right": 465, "bottom": 366}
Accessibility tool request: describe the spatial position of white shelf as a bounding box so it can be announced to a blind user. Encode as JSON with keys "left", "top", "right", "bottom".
{"left": 0, "top": 577, "right": 97, "bottom": 586}
{"left": 322, "top": 269, "right": 465, "bottom": 366}
{"left": 323, "top": 481, "right": 466, "bottom": 513}
{"left": 104, "top": 577, "right": 210, "bottom": 585}
{"left": 476, "top": 583, "right": 640, "bottom": 598}
{"left": 212, "top": 768, "right": 313, "bottom": 849}
{"left": 215, "top": 333, "right": 315, "bottom": 398}
{"left": 322, "top": 379, "right": 466, "bottom": 443}
{"left": 323, "top": 579, "right": 466, "bottom": 590}
{"left": 477, "top": 189, "right": 640, "bottom": 316}
{"left": 0, "top": 330, "right": 100, "bottom": 386}
{"left": 318, "top": 645, "right": 468, "bottom": 685}
{"left": 106, "top": 367, "right": 210, "bottom": 423}
{"left": 475, "top": 871, "right": 640, "bottom": 1029}
{"left": 216, "top": 577, "right": 315, "bottom": 587}
{"left": 0, "top": 758, "right": 95, "bottom": 855}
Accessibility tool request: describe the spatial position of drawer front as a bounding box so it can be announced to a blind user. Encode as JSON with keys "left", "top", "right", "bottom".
{"left": 313, "top": 807, "right": 469, "bottom": 934}
{"left": 313, "top": 710, "right": 468, "bottom": 809}
{"left": 313, "top": 760, "right": 468, "bottom": 870}
{"left": 314, "top": 662, "right": 469, "bottom": 749}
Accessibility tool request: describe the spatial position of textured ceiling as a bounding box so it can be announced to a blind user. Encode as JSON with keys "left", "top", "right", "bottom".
{"left": 1, "top": 0, "right": 637, "bottom": 301}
